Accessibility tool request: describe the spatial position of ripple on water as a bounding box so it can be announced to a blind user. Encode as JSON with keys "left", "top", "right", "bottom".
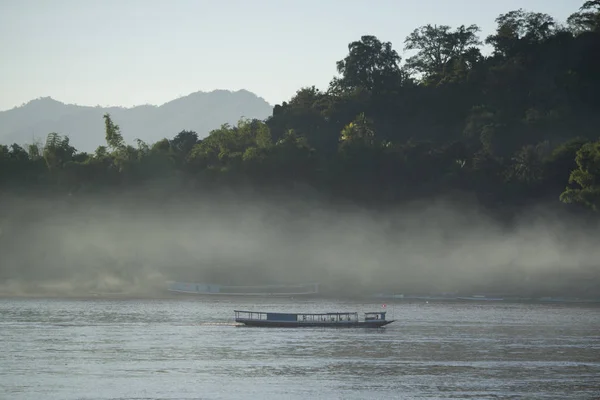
{"left": 0, "top": 298, "right": 599, "bottom": 400}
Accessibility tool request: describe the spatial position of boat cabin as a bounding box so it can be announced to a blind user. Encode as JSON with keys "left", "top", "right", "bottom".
{"left": 234, "top": 310, "right": 360, "bottom": 323}
{"left": 364, "top": 312, "right": 386, "bottom": 321}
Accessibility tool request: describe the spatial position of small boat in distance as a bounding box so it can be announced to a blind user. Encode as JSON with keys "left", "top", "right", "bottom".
{"left": 167, "top": 281, "right": 319, "bottom": 297}
{"left": 456, "top": 295, "right": 504, "bottom": 301}
{"left": 234, "top": 310, "right": 394, "bottom": 328}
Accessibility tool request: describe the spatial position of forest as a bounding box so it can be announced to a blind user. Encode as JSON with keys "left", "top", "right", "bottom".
{"left": 1, "top": 1, "right": 600, "bottom": 218}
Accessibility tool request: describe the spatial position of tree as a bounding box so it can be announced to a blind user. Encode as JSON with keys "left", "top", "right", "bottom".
{"left": 463, "top": 105, "right": 508, "bottom": 154}
{"left": 404, "top": 24, "right": 482, "bottom": 82}
{"left": 43, "top": 133, "right": 76, "bottom": 171}
{"left": 486, "top": 9, "right": 557, "bottom": 57}
{"left": 560, "top": 140, "right": 600, "bottom": 211}
{"left": 332, "top": 35, "right": 401, "bottom": 93}
{"left": 567, "top": 1, "right": 600, "bottom": 34}
{"left": 267, "top": 87, "right": 339, "bottom": 157}
{"left": 170, "top": 130, "right": 198, "bottom": 158}
{"left": 8, "top": 144, "right": 29, "bottom": 163}
{"left": 27, "top": 142, "right": 43, "bottom": 160}
{"left": 187, "top": 119, "right": 272, "bottom": 173}
{"left": 269, "top": 129, "right": 315, "bottom": 183}
{"left": 103, "top": 113, "right": 125, "bottom": 151}
{"left": 339, "top": 113, "right": 376, "bottom": 150}
{"left": 542, "top": 137, "right": 589, "bottom": 194}
{"left": 238, "top": 118, "right": 272, "bottom": 150}
{"left": 2, "top": 4, "right": 600, "bottom": 222}
{"left": 507, "top": 142, "right": 549, "bottom": 184}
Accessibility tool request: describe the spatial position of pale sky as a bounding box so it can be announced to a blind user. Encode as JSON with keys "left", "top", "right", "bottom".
{"left": 0, "top": 0, "right": 583, "bottom": 111}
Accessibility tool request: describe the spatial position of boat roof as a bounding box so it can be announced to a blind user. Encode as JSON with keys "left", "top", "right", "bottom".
{"left": 234, "top": 310, "right": 359, "bottom": 316}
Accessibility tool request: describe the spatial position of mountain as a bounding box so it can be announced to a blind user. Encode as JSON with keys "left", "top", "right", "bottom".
{"left": 0, "top": 90, "right": 274, "bottom": 152}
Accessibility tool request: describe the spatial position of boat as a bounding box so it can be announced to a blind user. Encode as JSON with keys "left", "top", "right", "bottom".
{"left": 371, "top": 293, "right": 459, "bottom": 302}
{"left": 456, "top": 295, "right": 504, "bottom": 301}
{"left": 234, "top": 310, "right": 394, "bottom": 328}
{"left": 167, "top": 281, "right": 320, "bottom": 297}
{"left": 535, "top": 296, "right": 600, "bottom": 304}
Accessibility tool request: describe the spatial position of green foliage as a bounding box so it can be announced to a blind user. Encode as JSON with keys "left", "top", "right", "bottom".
{"left": 568, "top": 1, "right": 600, "bottom": 34}
{"left": 187, "top": 119, "right": 272, "bottom": 173}
{"left": 560, "top": 140, "right": 600, "bottom": 210}
{"left": 486, "top": 9, "right": 557, "bottom": 57}
{"left": 332, "top": 35, "right": 402, "bottom": 93}
{"left": 507, "top": 141, "right": 550, "bottom": 184}
{"left": 103, "top": 113, "right": 125, "bottom": 151}
{"left": 0, "top": 1, "right": 598, "bottom": 215}
{"left": 170, "top": 130, "right": 198, "bottom": 159}
{"left": 43, "top": 133, "right": 76, "bottom": 170}
{"left": 404, "top": 24, "right": 482, "bottom": 83}
{"left": 339, "top": 113, "right": 376, "bottom": 150}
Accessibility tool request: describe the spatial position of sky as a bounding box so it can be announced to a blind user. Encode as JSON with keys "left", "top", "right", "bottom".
{"left": 0, "top": 0, "right": 585, "bottom": 111}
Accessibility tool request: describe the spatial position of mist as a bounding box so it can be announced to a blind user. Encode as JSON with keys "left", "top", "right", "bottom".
{"left": 1, "top": 187, "right": 599, "bottom": 299}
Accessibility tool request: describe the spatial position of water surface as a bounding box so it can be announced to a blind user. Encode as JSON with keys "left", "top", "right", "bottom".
{"left": 1, "top": 297, "right": 599, "bottom": 399}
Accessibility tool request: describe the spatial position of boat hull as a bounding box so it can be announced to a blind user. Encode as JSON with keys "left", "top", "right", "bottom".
{"left": 236, "top": 319, "right": 394, "bottom": 328}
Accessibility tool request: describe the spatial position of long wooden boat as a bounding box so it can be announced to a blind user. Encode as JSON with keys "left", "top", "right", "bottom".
{"left": 234, "top": 310, "right": 394, "bottom": 328}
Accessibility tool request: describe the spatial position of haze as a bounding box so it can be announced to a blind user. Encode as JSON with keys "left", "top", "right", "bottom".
{"left": 1, "top": 188, "right": 598, "bottom": 298}
{"left": 1, "top": 0, "right": 599, "bottom": 299}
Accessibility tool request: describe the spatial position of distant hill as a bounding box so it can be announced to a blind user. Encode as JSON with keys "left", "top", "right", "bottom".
{"left": 0, "top": 89, "right": 274, "bottom": 152}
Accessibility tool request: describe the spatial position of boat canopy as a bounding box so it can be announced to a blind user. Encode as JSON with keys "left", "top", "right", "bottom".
{"left": 364, "top": 311, "right": 387, "bottom": 320}
{"left": 234, "top": 310, "right": 360, "bottom": 322}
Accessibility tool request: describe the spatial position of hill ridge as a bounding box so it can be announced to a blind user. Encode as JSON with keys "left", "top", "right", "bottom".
{"left": 0, "top": 89, "right": 274, "bottom": 152}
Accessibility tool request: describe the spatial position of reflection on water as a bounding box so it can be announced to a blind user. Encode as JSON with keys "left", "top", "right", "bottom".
{"left": 0, "top": 297, "right": 599, "bottom": 399}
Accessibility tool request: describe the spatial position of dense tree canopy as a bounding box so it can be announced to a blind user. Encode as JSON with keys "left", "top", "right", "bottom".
{"left": 1, "top": 1, "right": 600, "bottom": 217}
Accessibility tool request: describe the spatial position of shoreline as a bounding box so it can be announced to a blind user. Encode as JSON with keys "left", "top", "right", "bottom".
{"left": 1, "top": 292, "right": 599, "bottom": 305}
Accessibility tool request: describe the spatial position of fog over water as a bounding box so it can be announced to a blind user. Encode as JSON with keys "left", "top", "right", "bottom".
{"left": 1, "top": 187, "right": 599, "bottom": 298}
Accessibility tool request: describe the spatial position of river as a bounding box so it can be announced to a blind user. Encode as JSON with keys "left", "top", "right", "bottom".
{"left": 1, "top": 297, "right": 599, "bottom": 399}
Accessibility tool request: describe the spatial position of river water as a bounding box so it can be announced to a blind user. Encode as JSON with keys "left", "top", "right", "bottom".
{"left": 1, "top": 297, "right": 599, "bottom": 399}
